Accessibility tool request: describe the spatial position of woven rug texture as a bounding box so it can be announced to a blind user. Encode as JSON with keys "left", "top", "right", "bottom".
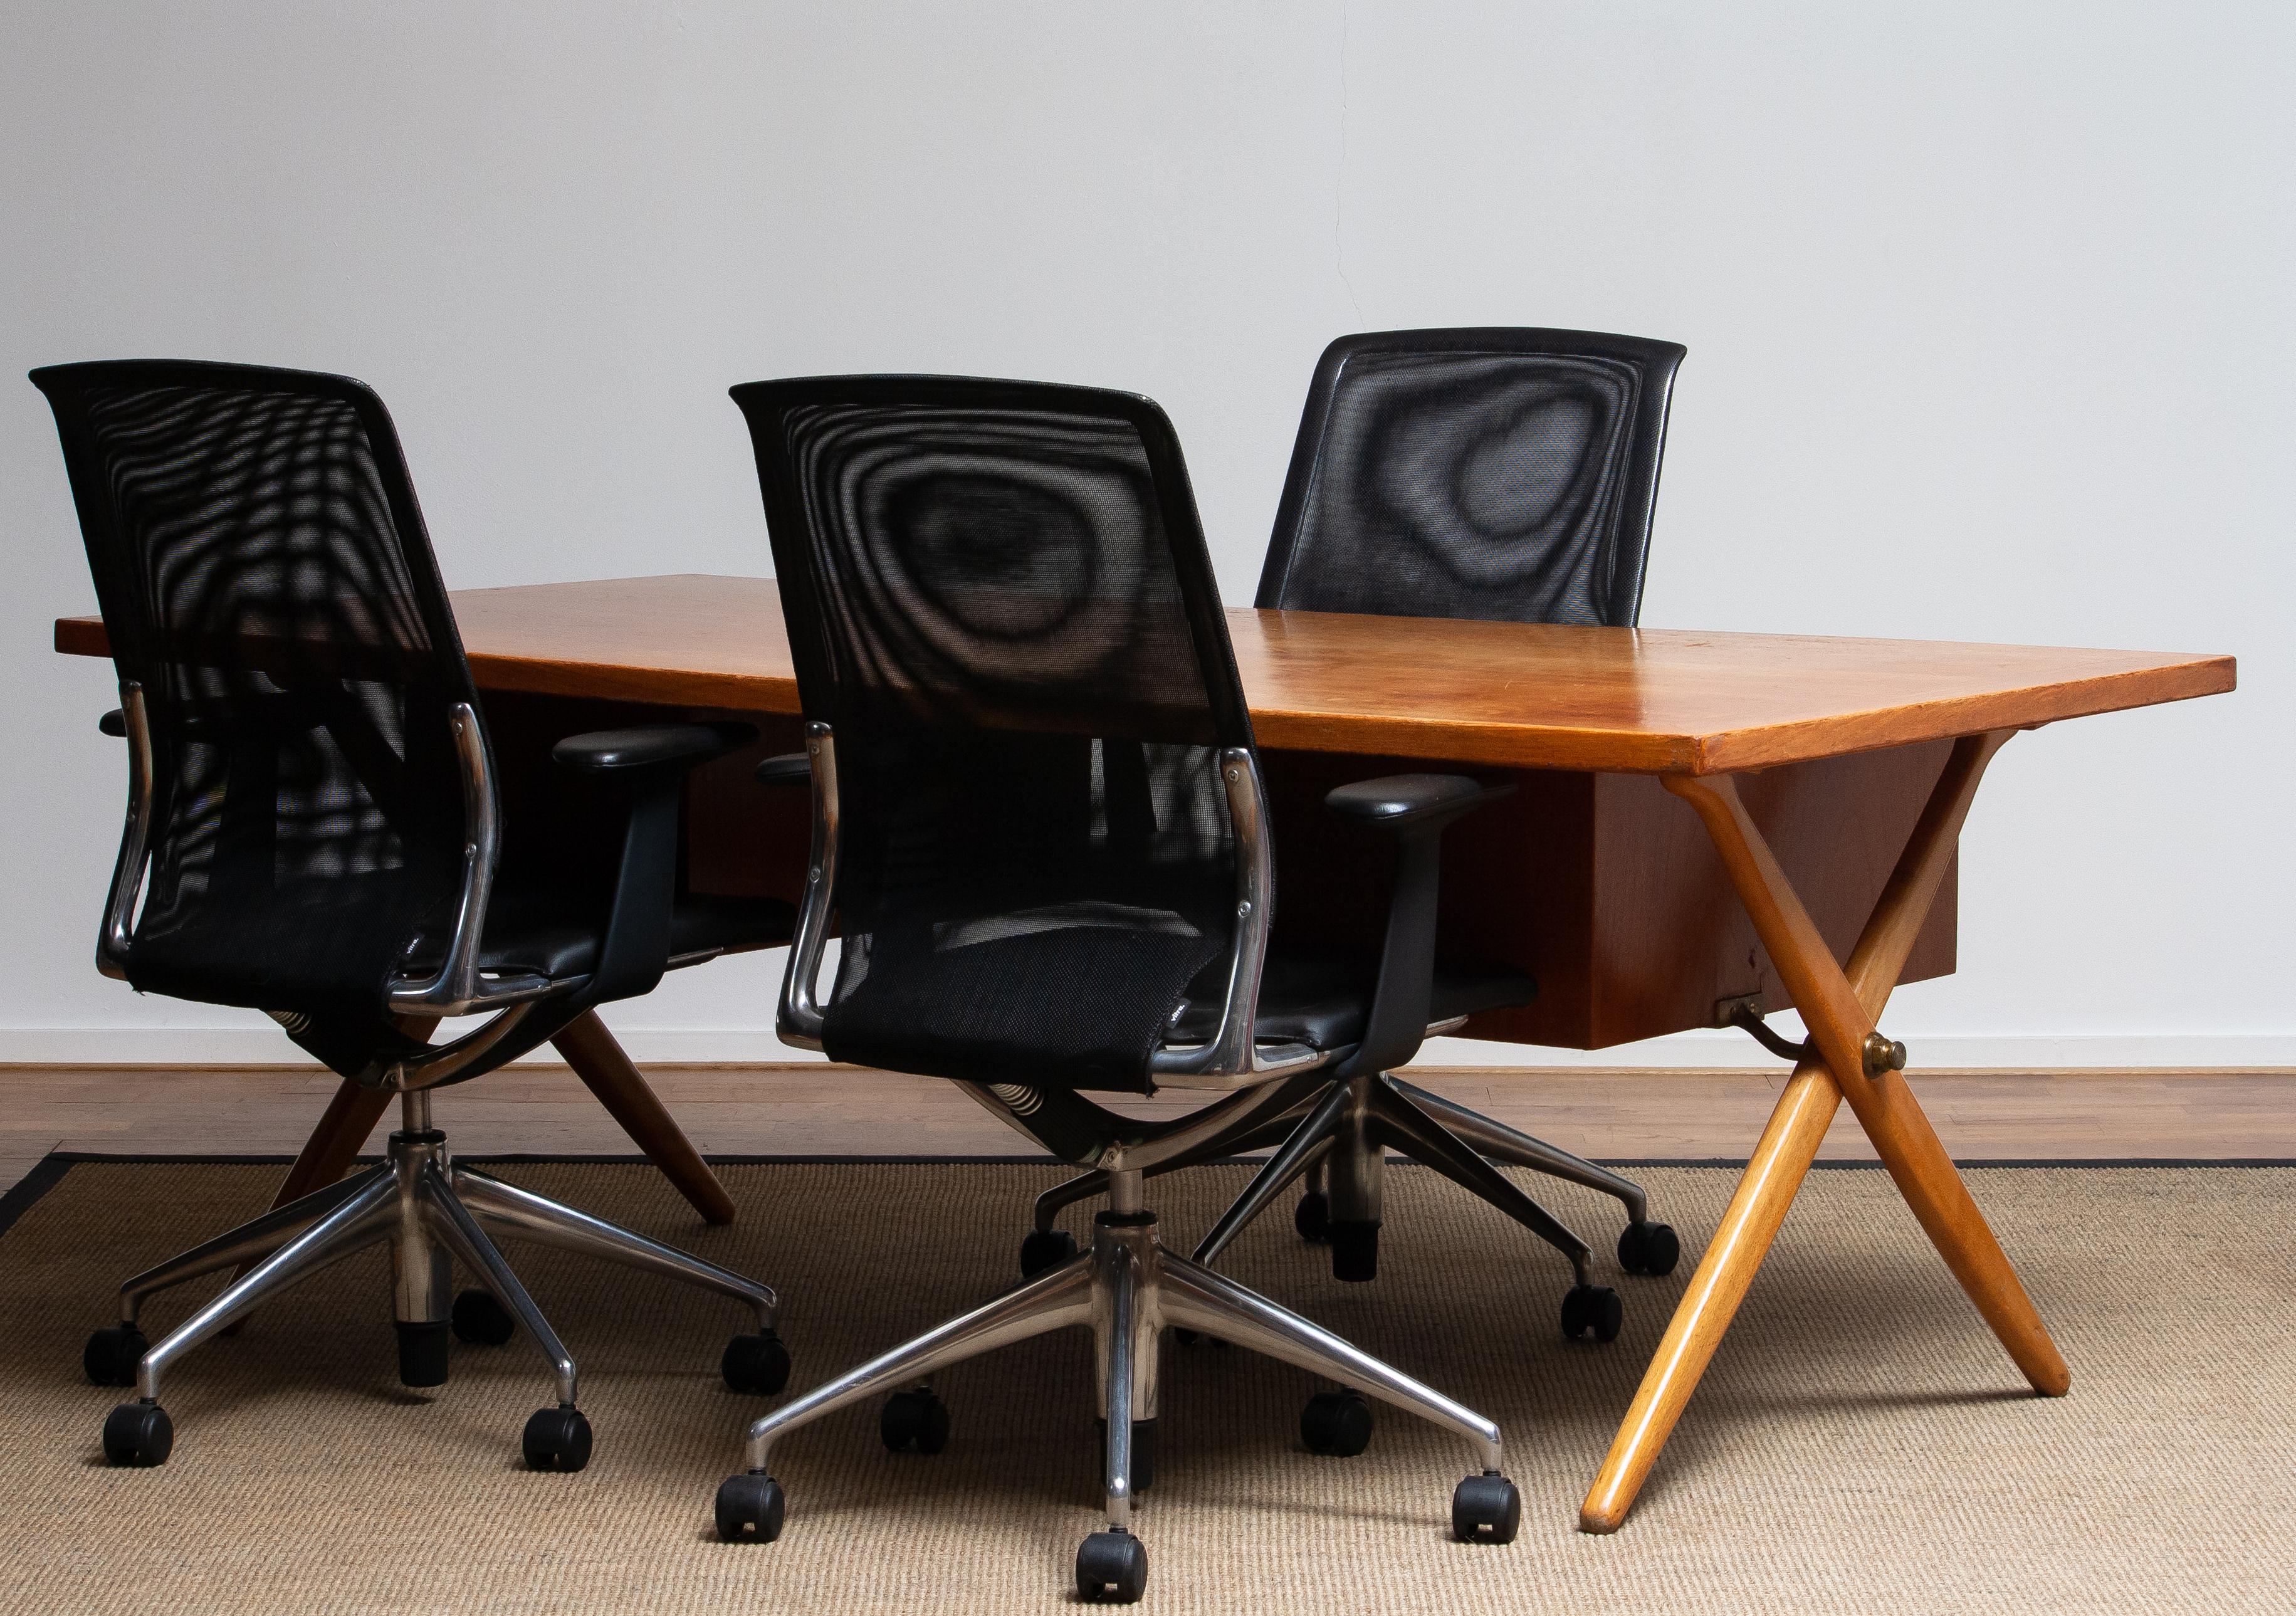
{"left": 0, "top": 1157, "right": 2289, "bottom": 1613}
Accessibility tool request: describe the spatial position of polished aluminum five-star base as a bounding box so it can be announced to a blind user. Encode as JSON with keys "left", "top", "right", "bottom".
{"left": 711, "top": 1167, "right": 1521, "bottom": 1604}
{"left": 86, "top": 1089, "right": 782, "bottom": 1471}
{"left": 1030, "top": 1070, "right": 1680, "bottom": 1314}
{"left": 1195, "top": 1071, "right": 1668, "bottom": 1277}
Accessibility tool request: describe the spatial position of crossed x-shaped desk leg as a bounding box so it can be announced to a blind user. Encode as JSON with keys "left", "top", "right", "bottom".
{"left": 1579, "top": 729, "right": 2072, "bottom": 1533}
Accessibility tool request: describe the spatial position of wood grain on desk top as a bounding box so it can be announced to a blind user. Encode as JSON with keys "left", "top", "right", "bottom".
{"left": 54, "top": 572, "right": 2235, "bottom": 775}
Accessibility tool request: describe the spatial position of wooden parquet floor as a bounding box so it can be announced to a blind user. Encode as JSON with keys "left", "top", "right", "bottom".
{"left": 4, "top": 1064, "right": 2291, "bottom": 1197}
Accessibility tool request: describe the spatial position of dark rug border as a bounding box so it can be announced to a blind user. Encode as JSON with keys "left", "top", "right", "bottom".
{"left": 0, "top": 1155, "right": 78, "bottom": 1242}
{"left": 6, "top": 1150, "right": 2292, "bottom": 1242}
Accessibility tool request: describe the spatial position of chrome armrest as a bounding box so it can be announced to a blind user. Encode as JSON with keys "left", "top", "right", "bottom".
{"left": 1147, "top": 747, "right": 1278, "bottom": 1083}
{"left": 777, "top": 733, "right": 1284, "bottom": 1076}
{"left": 388, "top": 702, "right": 547, "bottom": 1015}
{"left": 97, "top": 683, "right": 154, "bottom": 980}
{"left": 776, "top": 721, "right": 839, "bottom": 1049}
{"left": 1147, "top": 1038, "right": 1329, "bottom": 1092}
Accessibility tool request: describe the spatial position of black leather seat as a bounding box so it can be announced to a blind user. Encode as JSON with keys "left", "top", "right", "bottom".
{"left": 1172, "top": 952, "right": 1533, "bottom": 1053}
{"left": 410, "top": 887, "right": 795, "bottom": 982}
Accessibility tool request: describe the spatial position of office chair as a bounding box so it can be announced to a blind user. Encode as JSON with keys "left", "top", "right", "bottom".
{"left": 1025, "top": 329, "right": 1689, "bottom": 1338}
{"left": 713, "top": 375, "right": 1525, "bottom": 1603}
{"left": 33, "top": 359, "right": 793, "bottom": 1473}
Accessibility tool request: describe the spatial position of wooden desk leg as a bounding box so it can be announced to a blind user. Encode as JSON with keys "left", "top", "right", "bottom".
{"left": 1581, "top": 730, "right": 2068, "bottom": 1533}
{"left": 263, "top": 1079, "right": 396, "bottom": 1211}
{"left": 1579, "top": 1055, "right": 1843, "bottom": 1532}
{"left": 262, "top": 1011, "right": 736, "bottom": 1228}
{"left": 551, "top": 1010, "right": 737, "bottom": 1226}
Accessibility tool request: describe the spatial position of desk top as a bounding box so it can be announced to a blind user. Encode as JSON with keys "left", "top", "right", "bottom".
{"left": 55, "top": 573, "right": 2235, "bottom": 775}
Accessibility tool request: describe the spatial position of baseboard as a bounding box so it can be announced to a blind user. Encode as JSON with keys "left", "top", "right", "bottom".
{"left": 4, "top": 1024, "right": 2292, "bottom": 1071}
{"left": 1411, "top": 1032, "right": 2296, "bottom": 1072}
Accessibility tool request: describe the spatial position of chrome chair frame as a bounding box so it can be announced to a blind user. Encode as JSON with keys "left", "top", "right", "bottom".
{"left": 89, "top": 693, "right": 785, "bottom": 1471}
{"left": 715, "top": 727, "right": 1521, "bottom": 1599}
{"left": 97, "top": 1088, "right": 778, "bottom": 1469}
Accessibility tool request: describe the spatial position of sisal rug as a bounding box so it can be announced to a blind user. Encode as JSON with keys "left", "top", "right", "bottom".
{"left": 0, "top": 1156, "right": 2290, "bottom": 1613}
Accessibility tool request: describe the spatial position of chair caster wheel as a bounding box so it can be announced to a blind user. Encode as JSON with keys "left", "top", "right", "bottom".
{"left": 721, "top": 1330, "right": 790, "bottom": 1395}
{"left": 879, "top": 1388, "right": 950, "bottom": 1454}
{"left": 1329, "top": 1219, "right": 1380, "bottom": 1283}
{"left": 1452, "top": 1471, "right": 1522, "bottom": 1543}
{"left": 1300, "top": 1388, "right": 1373, "bottom": 1457}
{"left": 396, "top": 1320, "right": 450, "bottom": 1387}
{"left": 1019, "top": 1227, "right": 1078, "bottom": 1279}
{"left": 83, "top": 1325, "right": 147, "bottom": 1387}
{"left": 1294, "top": 1188, "right": 1331, "bottom": 1242}
{"left": 1561, "top": 1284, "right": 1623, "bottom": 1343}
{"left": 451, "top": 1288, "right": 516, "bottom": 1345}
{"left": 1075, "top": 1528, "right": 1148, "bottom": 1603}
{"left": 1618, "top": 1220, "right": 1680, "bottom": 1277}
{"left": 522, "top": 1404, "right": 592, "bottom": 1472}
{"left": 102, "top": 1399, "right": 174, "bottom": 1467}
{"left": 715, "top": 1471, "right": 785, "bottom": 1541}
{"left": 1095, "top": 1417, "right": 1158, "bottom": 1489}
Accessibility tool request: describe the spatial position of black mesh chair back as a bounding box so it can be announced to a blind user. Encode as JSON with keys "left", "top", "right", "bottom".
{"left": 32, "top": 360, "right": 478, "bottom": 1042}
{"left": 733, "top": 376, "right": 1254, "bottom": 1093}
{"left": 38, "top": 365, "right": 803, "bottom": 1482}
{"left": 1257, "top": 328, "right": 1685, "bottom": 627}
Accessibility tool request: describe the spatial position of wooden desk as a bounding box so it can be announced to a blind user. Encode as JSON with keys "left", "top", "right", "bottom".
{"left": 55, "top": 574, "right": 2235, "bottom": 1529}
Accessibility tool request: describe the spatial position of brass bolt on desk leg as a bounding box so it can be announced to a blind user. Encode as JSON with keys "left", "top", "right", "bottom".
{"left": 1862, "top": 1032, "right": 1909, "bottom": 1078}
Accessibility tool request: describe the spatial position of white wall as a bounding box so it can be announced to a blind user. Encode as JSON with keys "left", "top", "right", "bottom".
{"left": 3, "top": 1, "right": 2288, "bottom": 1068}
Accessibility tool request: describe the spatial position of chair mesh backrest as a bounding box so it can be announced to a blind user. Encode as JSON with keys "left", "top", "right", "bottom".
{"left": 734, "top": 376, "right": 1254, "bottom": 1093}
{"left": 33, "top": 360, "right": 477, "bottom": 1024}
{"left": 1257, "top": 328, "right": 1685, "bottom": 626}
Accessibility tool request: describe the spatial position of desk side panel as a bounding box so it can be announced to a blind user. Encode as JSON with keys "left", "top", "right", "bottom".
{"left": 682, "top": 710, "right": 815, "bottom": 908}
{"left": 1561, "top": 742, "right": 1957, "bottom": 1049}
{"left": 674, "top": 735, "right": 1956, "bottom": 1053}
{"left": 1257, "top": 752, "right": 1601, "bottom": 1048}
{"left": 480, "top": 692, "right": 675, "bottom": 903}
{"left": 480, "top": 693, "right": 811, "bottom": 911}
{"left": 1269, "top": 745, "right": 1954, "bottom": 1052}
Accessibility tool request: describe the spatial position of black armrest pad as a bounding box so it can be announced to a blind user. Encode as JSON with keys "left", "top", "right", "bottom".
{"left": 553, "top": 721, "right": 755, "bottom": 774}
{"left": 756, "top": 752, "right": 812, "bottom": 787}
{"left": 1324, "top": 773, "right": 1511, "bottom": 828}
{"left": 98, "top": 709, "right": 126, "bottom": 738}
